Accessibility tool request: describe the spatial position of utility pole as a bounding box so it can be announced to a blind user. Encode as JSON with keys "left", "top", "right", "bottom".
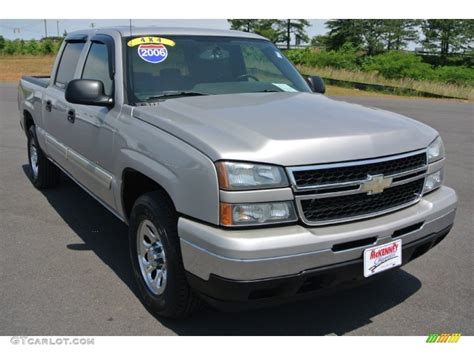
{"left": 44, "top": 19, "right": 48, "bottom": 38}
{"left": 56, "top": 20, "right": 60, "bottom": 37}
{"left": 287, "top": 19, "right": 291, "bottom": 49}
{"left": 129, "top": 19, "right": 132, "bottom": 35}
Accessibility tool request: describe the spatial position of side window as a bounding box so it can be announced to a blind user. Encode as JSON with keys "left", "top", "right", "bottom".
{"left": 55, "top": 42, "right": 86, "bottom": 88}
{"left": 82, "top": 43, "right": 113, "bottom": 96}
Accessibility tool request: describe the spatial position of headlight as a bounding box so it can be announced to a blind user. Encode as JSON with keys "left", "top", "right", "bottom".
{"left": 427, "top": 136, "right": 445, "bottom": 163}
{"left": 220, "top": 201, "right": 297, "bottom": 226}
{"left": 423, "top": 169, "right": 443, "bottom": 194}
{"left": 216, "top": 161, "right": 289, "bottom": 190}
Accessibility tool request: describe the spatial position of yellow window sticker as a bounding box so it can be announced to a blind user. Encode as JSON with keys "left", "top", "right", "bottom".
{"left": 127, "top": 37, "right": 176, "bottom": 47}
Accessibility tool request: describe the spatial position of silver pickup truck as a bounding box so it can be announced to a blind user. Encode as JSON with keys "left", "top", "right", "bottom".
{"left": 18, "top": 27, "right": 457, "bottom": 318}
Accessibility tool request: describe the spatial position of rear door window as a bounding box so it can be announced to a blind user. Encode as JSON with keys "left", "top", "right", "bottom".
{"left": 55, "top": 42, "right": 86, "bottom": 88}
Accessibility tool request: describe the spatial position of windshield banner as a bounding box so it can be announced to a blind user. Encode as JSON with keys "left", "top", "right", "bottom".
{"left": 127, "top": 37, "right": 176, "bottom": 47}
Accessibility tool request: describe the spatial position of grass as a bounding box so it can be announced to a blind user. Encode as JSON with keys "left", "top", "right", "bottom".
{"left": 298, "top": 65, "right": 474, "bottom": 101}
{"left": 0, "top": 55, "right": 55, "bottom": 82}
{"left": 325, "top": 85, "right": 399, "bottom": 97}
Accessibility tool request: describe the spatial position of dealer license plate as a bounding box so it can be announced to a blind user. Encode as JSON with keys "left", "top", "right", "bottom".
{"left": 363, "top": 239, "right": 402, "bottom": 278}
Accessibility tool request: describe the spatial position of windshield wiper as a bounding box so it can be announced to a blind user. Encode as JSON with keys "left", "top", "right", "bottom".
{"left": 253, "top": 89, "right": 282, "bottom": 93}
{"left": 146, "top": 91, "right": 210, "bottom": 101}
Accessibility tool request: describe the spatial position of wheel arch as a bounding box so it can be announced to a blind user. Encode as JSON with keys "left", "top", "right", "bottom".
{"left": 120, "top": 167, "right": 176, "bottom": 221}
{"left": 23, "top": 109, "right": 35, "bottom": 134}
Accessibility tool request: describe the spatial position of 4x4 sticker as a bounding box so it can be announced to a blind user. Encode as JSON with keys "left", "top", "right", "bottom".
{"left": 127, "top": 37, "right": 176, "bottom": 47}
{"left": 127, "top": 37, "right": 176, "bottom": 64}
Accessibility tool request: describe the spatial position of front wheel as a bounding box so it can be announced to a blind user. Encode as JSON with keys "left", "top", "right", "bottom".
{"left": 27, "top": 125, "right": 60, "bottom": 189}
{"left": 128, "top": 191, "right": 201, "bottom": 319}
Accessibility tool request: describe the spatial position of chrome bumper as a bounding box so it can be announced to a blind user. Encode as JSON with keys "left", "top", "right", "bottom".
{"left": 178, "top": 186, "right": 457, "bottom": 281}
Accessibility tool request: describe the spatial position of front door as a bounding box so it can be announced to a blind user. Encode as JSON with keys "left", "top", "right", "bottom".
{"left": 64, "top": 39, "right": 117, "bottom": 206}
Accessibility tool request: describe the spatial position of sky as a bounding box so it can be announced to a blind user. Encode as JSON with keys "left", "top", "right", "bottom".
{"left": 0, "top": 19, "right": 328, "bottom": 40}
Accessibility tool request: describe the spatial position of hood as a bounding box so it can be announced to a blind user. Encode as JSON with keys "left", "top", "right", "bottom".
{"left": 132, "top": 92, "right": 438, "bottom": 166}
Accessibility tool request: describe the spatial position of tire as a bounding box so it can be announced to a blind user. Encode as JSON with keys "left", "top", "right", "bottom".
{"left": 128, "top": 191, "right": 201, "bottom": 319}
{"left": 27, "top": 125, "right": 60, "bottom": 189}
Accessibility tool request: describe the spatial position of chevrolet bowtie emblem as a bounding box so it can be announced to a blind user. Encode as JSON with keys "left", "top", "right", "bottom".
{"left": 361, "top": 174, "right": 393, "bottom": 195}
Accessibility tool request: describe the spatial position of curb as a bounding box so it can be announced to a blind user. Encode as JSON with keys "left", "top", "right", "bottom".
{"left": 321, "top": 77, "right": 466, "bottom": 100}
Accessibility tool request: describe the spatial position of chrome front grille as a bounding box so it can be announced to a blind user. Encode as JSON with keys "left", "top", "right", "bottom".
{"left": 287, "top": 150, "right": 427, "bottom": 226}
{"left": 292, "top": 152, "right": 426, "bottom": 189}
{"left": 299, "top": 179, "right": 424, "bottom": 223}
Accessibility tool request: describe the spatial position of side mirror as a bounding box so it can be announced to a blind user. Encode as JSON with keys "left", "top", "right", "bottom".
{"left": 65, "top": 79, "right": 113, "bottom": 107}
{"left": 305, "top": 75, "right": 326, "bottom": 94}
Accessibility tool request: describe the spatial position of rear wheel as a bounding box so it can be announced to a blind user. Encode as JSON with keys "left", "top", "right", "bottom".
{"left": 128, "top": 191, "right": 201, "bottom": 319}
{"left": 27, "top": 125, "right": 60, "bottom": 189}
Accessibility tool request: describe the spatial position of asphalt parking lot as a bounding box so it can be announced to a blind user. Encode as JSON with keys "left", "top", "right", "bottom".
{"left": 0, "top": 83, "right": 472, "bottom": 335}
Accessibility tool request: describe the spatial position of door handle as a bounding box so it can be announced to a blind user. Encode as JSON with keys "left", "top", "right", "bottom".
{"left": 67, "top": 109, "right": 75, "bottom": 123}
{"left": 45, "top": 100, "right": 52, "bottom": 112}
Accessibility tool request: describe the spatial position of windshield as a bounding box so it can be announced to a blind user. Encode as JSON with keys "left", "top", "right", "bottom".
{"left": 125, "top": 35, "right": 311, "bottom": 103}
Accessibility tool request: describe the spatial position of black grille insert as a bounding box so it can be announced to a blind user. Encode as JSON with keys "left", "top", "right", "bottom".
{"left": 300, "top": 178, "right": 424, "bottom": 223}
{"left": 293, "top": 153, "right": 426, "bottom": 188}
{"left": 332, "top": 237, "right": 377, "bottom": 252}
{"left": 392, "top": 222, "right": 424, "bottom": 238}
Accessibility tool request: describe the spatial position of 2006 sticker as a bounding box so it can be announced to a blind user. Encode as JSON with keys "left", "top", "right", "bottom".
{"left": 138, "top": 44, "right": 168, "bottom": 64}
{"left": 127, "top": 37, "right": 176, "bottom": 64}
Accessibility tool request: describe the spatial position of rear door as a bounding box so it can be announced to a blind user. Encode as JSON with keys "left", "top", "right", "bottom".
{"left": 43, "top": 38, "right": 87, "bottom": 170}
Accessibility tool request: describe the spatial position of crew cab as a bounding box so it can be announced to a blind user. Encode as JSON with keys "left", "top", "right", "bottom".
{"left": 18, "top": 27, "right": 457, "bottom": 318}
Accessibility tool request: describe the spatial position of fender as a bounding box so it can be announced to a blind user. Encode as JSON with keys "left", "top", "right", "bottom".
{"left": 114, "top": 145, "right": 220, "bottom": 225}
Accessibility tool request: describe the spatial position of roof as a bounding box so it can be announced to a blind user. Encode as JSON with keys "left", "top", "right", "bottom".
{"left": 66, "top": 26, "right": 267, "bottom": 40}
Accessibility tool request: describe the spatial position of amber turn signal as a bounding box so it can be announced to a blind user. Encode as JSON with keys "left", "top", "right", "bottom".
{"left": 215, "top": 162, "right": 229, "bottom": 190}
{"left": 219, "top": 202, "right": 233, "bottom": 226}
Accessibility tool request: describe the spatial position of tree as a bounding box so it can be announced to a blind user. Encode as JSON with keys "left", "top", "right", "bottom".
{"left": 253, "top": 20, "right": 283, "bottom": 43}
{"left": 3, "top": 39, "right": 19, "bottom": 55}
{"left": 382, "top": 20, "right": 420, "bottom": 50}
{"left": 0, "top": 35, "right": 5, "bottom": 52}
{"left": 227, "top": 19, "right": 283, "bottom": 43}
{"left": 278, "top": 19, "right": 310, "bottom": 49}
{"left": 324, "top": 20, "right": 364, "bottom": 51}
{"left": 310, "top": 35, "right": 329, "bottom": 49}
{"left": 228, "top": 19, "right": 261, "bottom": 32}
{"left": 40, "top": 38, "right": 54, "bottom": 55}
{"left": 325, "top": 19, "right": 411, "bottom": 55}
{"left": 25, "top": 39, "right": 40, "bottom": 55}
{"left": 422, "top": 20, "right": 474, "bottom": 56}
{"left": 358, "top": 20, "right": 386, "bottom": 55}
{"left": 53, "top": 38, "right": 63, "bottom": 54}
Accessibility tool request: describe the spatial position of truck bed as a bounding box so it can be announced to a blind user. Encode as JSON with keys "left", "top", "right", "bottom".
{"left": 21, "top": 76, "right": 50, "bottom": 88}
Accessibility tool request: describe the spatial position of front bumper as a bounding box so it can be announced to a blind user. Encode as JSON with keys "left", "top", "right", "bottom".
{"left": 179, "top": 186, "right": 457, "bottom": 283}
{"left": 186, "top": 225, "right": 452, "bottom": 307}
{"left": 180, "top": 186, "right": 456, "bottom": 306}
